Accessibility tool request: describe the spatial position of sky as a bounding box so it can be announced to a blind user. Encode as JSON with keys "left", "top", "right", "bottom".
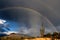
{"left": 0, "top": 0, "right": 60, "bottom": 37}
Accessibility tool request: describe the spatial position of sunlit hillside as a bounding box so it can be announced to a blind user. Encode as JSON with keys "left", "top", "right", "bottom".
{"left": 0, "top": 32, "right": 60, "bottom": 40}
{"left": 0, "top": 33, "right": 35, "bottom": 40}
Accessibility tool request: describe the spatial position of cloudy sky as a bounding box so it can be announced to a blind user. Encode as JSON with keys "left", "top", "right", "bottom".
{"left": 0, "top": 0, "right": 60, "bottom": 37}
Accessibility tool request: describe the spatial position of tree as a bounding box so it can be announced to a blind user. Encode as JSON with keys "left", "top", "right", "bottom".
{"left": 52, "top": 32, "right": 58, "bottom": 38}
{"left": 46, "top": 33, "right": 52, "bottom": 37}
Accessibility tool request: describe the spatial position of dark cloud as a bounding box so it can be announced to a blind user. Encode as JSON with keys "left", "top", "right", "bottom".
{"left": 0, "top": 0, "right": 60, "bottom": 26}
